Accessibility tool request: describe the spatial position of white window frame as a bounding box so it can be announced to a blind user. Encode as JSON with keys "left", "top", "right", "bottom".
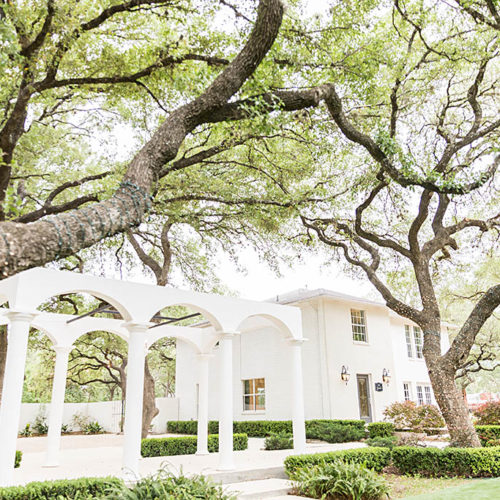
{"left": 424, "top": 385, "right": 432, "bottom": 405}
{"left": 242, "top": 378, "right": 265, "bottom": 413}
{"left": 403, "top": 382, "right": 412, "bottom": 401}
{"left": 404, "top": 325, "right": 424, "bottom": 360}
{"left": 413, "top": 326, "right": 424, "bottom": 359}
{"left": 416, "top": 385, "right": 424, "bottom": 405}
{"left": 416, "top": 383, "right": 433, "bottom": 405}
{"left": 351, "top": 309, "right": 368, "bottom": 343}
{"left": 404, "top": 325, "right": 413, "bottom": 358}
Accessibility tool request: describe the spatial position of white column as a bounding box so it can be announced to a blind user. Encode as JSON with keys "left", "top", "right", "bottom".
{"left": 0, "top": 311, "right": 37, "bottom": 486}
{"left": 218, "top": 332, "right": 238, "bottom": 470}
{"left": 289, "top": 338, "right": 306, "bottom": 453}
{"left": 45, "top": 344, "right": 73, "bottom": 467}
{"left": 121, "top": 322, "right": 148, "bottom": 479}
{"left": 196, "top": 353, "right": 211, "bottom": 455}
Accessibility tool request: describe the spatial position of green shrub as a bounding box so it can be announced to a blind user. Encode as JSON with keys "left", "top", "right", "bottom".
{"left": 284, "top": 447, "right": 392, "bottom": 476}
{"left": 19, "top": 424, "right": 31, "bottom": 438}
{"left": 290, "top": 460, "right": 390, "bottom": 500}
{"left": 306, "top": 421, "right": 365, "bottom": 443}
{"left": 264, "top": 432, "right": 293, "bottom": 450}
{"left": 383, "top": 401, "right": 444, "bottom": 432}
{"left": 141, "top": 434, "right": 248, "bottom": 457}
{"left": 476, "top": 425, "right": 500, "bottom": 446}
{"left": 14, "top": 451, "right": 22, "bottom": 469}
{"left": 32, "top": 414, "right": 48, "bottom": 435}
{"left": 0, "top": 477, "right": 123, "bottom": 499}
{"left": 366, "top": 436, "right": 398, "bottom": 449}
{"left": 105, "top": 469, "right": 235, "bottom": 499}
{"left": 83, "top": 421, "right": 104, "bottom": 434}
{"left": 367, "top": 422, "right": 394, "bottom": 438}
{"left": 167, "top": 419, "right": 365, "bottom": 438}
{"left": 474, "top": 401, "right": 500, "bottom": 425}
{"left": 391, "top": 446, "right": 500, "bottom": 477}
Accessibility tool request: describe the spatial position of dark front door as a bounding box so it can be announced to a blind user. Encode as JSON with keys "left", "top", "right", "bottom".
{"left": 357, "top": 374, "right": 372, "bottom": 422}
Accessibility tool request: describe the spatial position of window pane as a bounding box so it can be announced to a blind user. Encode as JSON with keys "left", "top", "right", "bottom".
{"left": 405, "top": 325, "right": 413, "bottom": 358}
{"left": 403, "top": 382, "right": 410, "bottom": 401}
{"left": 255, "top": 378, "right": 265, "bottom": 392}
{"left": 243, "top": 395, "right": 255, "bottom": 411}
{"left": 424, "top": 386, "right": 432, "bottom": 405}
{"left": 414, "top": 327, "right": 423, "bottom": 359}
{"left": 351, "top": 309, "right": 367, "bottom": 342}
{"left": 416, "top": 385, "right": 424, "bottom": 406}
{"left": 243, "top": 380, "right": 250, "bottom": 395}
{"left": 256, "top": 394, "right": 265, "bottom": 410}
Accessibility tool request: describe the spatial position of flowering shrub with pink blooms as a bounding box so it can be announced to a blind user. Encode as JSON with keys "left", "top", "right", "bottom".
{"left": 383, "top": 401, "right": 444, "bottom": 432}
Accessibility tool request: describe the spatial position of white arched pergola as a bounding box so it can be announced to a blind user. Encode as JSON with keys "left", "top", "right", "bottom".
{"left": 0, "top": 269, "right": 306, "bottom": 486}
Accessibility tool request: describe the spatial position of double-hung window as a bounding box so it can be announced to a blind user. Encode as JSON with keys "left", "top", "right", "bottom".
{"left": 403, "top": 382, "right": 411, "bottom": 401}
{"left": 405, "top": 325, "right": 424, "bottom": 359}
{"left": 351, "top": 309, "right": 367, "bottom": 342}
{"left": 416, "top": 384, "right": 433, "bottom": 405}
{"left": 242, "top": 378, "right": 265, "bottom": 412}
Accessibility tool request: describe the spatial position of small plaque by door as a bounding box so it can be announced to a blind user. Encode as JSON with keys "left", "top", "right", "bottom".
{"left": 374, "top": 382, "right": 383, "bottom": 392}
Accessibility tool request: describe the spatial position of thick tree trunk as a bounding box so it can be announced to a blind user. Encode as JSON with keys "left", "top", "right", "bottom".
{"left": 427, "top": 358, "right": 480, "bottom": 446}
{"left": 142, "top": 359, "right": 158, "bottom": 439}
{"left": 422, "top": 319, "right": 481, "bottom": 447}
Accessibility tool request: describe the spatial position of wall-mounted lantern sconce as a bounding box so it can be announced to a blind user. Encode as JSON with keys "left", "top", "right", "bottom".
{"left": 341, "top": 365, "right": 350, "bottom": 385}
{"left": 382, "top": 368, "right": 391, "bottom": 385}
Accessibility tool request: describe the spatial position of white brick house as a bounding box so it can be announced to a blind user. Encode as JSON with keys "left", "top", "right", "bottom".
{"left": 175, "top": 288, "right": 450, "bottom": 423}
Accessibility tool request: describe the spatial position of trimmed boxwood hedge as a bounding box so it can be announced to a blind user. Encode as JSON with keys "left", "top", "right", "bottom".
{"left": 0, "top": 476, "right": 123, "bottom": 499}
{"left": 141, "top": 433, "right": 248, "bottom": 457}
{"left": 391, "top": 446, "right": 500, "bottom": 477}
{"left": 14, "top": 451, "right": 21, "bottom": 469}
{"left": 476, "top": 425, "right": 500, "bottom": 446}
{"left": 367, "top": 422, "right": 395, "bottom": 438}
{"left": 284, "top": 447, "right": 392, "bottom": 475}
{"left": 167, "top": 419, "right": 365, "bottom": 438}
{"left": 285, "top": 445, "right": 500, "bottom": 479}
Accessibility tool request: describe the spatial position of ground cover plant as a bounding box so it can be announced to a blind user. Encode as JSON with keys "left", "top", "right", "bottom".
{"left": 290, "top": 460, "right": 390, "bottom": 500}
{"left": 366, "top": 436, "right": 398, "bottom": 449}
{"left": 104, "top": 470, "right": 235, "bottom": 500}
{"left": 141, "top": 434, "right": 248, "bottom": 457}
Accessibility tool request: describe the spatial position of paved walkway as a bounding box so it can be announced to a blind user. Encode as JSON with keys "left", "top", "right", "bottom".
{"left": 13, "top": 434, "right": 367, "bottom": 486}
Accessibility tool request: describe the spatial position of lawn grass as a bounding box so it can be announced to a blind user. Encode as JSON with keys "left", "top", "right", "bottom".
{"left": 383, "top": 474, "right": 480, "bottom": 499}
{"left": 401, "top": 477, "right": 500, "bottom": 499}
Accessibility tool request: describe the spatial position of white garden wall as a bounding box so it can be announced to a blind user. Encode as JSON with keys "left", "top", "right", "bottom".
{"left": 18, "top": 397, "right": 179, "bottom": 434}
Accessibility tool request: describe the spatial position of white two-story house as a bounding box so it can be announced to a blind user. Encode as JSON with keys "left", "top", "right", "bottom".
{"left": 175, "top": 288, "right": 450, "bottom": 423}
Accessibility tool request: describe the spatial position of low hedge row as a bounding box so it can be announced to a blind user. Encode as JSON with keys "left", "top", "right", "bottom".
{"left": 284, "top": 445, "right": 500, "bottom": 478}
{"left": 476, "top": 425, "right": 500, "bottom": 446}
{"left": 141, "top": 433, "right": 248, "bottom": 457}
{"left": 14, "top": 451, "right": 21, "bottom": 469}
{"left": 0, "top": 476, "right": 123, "bottom": 499}
{"left": 367, "top": 422, "right": 395, "bottom": 438}
{"left": 284, "top": 447, "right": 392, "bottom": 475}
{"left": 167, "top": 419, "right": 365, "bottom": 438}
{"left": 392, "top": 446, "right": 500, "bottom": 477}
